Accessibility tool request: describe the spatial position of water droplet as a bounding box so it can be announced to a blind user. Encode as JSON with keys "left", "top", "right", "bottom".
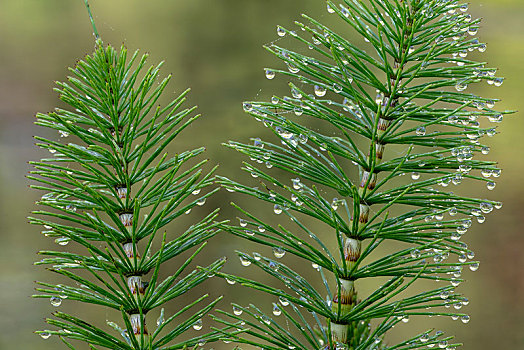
{"left": 440, "top": 291, "right": 450, "bottom": 299}
{"left": 478, "top": 43, "right": 487, "bottom": 52}
{"left": 314, "top": 85, "right": 327, "bottom": 97}
{"left": 273, "top": 246, "right": 285, "bottom": 259}
{"left": 55, "top": 237, "right": 70, "bottom": 246}
{"left": 291, "top": 178, "right": 302, "bottom": 190}
{"left": 273, "top": 204, "right": 283, "bottom": 215}
{"left": 193, "top": 319, "right": 203, "bottom": 331}
{"left": 277, "top": 26, "right": 286, "bottom": 37}
{"left": 460, "top": 315, "right": 470, "bottom": 323}
{"left": 272, "top": 305, "right": 282, "bottom": 316}
{"left": 331, "top": 198, "right": 339, "bottom": 210}
{"left": 288, "top": 64, "right": 299, "bottom": 73}
{"left": 416, "top": 126, "right": 426, "bottom": 136}
{"left": 493, "top": 77, "right": 504, "bottom": 87}
{"left": 481, "top": 146, "right": 490, "bottom": 155}
{"left": 243, "top": 102, "right": 253, "bottom": 112}
{"left": 40, "top": 332, "right": 51, "bottom": 340}
{"left": 294, "top": 107, "right": 303, "bottom": 116}
{"left": 257, "top": 225, "right": 266, "bottom": 233}
{"left": 291, "top": 88, "right": 302, "bottom": 99}
{"left": 239, "top": 218, "right": 247, "bottom": 227}
{"left": 239, "top": 256, "right": 251, "bottom": 267}
{"left": 265, "top": 69, "right": 275, "bottom": 80}
{"left": 192, "top": 189, "right": 201, "bottom": 195}
{"left": 253, "top": 252, "right": 261, "bottom": 261}
{"left": 233, "top": 305, "right": 243, "bottom": 315}
{"left": 439, "top": 340, "right": 449, "bottom": 348}
{"left": 196, "top": 198, "right": 206, "bottom": 206}
{"left": 226, "top": 277, "right": 236, "bottom": 285}
{"left": 333, "top": 83, "right": 342, "bottom": 93}
{"left": 480, "top": 202, "right": 493, "bottom": 213}
{"left": 455, "top": 82, "right": 467, "bottom": 92}
{"left": 279, "top": 296, "right": 289, "bottom": 306}
{"left": 156, "top": 308, "right": 165, "bottom": 327}
{"left": 271, "top": 96, "right": 279, "bottom": 104}
{"left": 50, "top": 296, "right": 62, "bottom": 307}
{"left": 486, "top": 128, "right": 496, "bottom": 137}
{"left": 411, "top": 249, "right": 421, "bottom": 259}
{"left": 481, "top": 169, "right": 492, "bottom": 178}
{"left": 486, "top": 182, "right": 496, "bottom": 190}
{"left": 411, "top": 172, "right": 420, "bottom": 180}
{"left": 469, "top": 262, "right": 479, "bottom": 271}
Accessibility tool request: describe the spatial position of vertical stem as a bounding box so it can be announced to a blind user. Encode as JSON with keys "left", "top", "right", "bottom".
{"left": 83, "top": 0, "right": 100, "bottom": 39}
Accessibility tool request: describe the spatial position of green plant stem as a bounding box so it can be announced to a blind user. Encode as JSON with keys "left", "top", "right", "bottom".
{"left": 83, "top": 0, "right": 100, "bottom": 39}
{"left": 328, "top": 2, "right": 421, "bottom": 346}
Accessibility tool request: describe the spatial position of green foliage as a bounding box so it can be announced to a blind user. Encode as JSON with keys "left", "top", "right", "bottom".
{"left": 30, "top": 41, "right": 226, "bottom": 349}
{"left": 214, "top": 0, "right": 510, "bottom": 349}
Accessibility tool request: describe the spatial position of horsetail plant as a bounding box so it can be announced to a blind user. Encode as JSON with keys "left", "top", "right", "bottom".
{"left": 30, "top": 4, "right": 227, "bottom": 348}
{"left": 213, "top": 0, "right": 509, "bottom": 349}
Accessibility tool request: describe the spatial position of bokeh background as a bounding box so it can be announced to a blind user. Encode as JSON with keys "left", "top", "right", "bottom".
{"left": 0, "top": 0, "right": 522, "bottom": 349}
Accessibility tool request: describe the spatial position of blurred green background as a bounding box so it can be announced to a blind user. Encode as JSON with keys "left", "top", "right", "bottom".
{"left": 0, "top": 0, "right": 522, "bottom": 349}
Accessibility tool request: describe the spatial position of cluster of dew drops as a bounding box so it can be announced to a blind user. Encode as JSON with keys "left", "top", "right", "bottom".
{"left": 39, "top": 187, "right": 210, "bottom": 341}
{"left": 235, "top": 1, "right": 507, "bottom": 346}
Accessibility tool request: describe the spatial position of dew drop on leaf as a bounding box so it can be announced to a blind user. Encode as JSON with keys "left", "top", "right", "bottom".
{"left": 233, "top": 306, "right": 243, "bottom": 316}
{"left": 265, "top": 69, "right": 276, "bottom": 80}
{"left": 156, "top": 308, "right": 165, "bottom": 327}
{"left": 272, "top": 305, "right": 282, "bottom": 316}
{"left": 40, "top": 332, "right": 51, "bottom": 340}
{"left": 460, "top": 315, "right": 471, "bottom": 323}
{"left": 192, "top": 319, "right": 202, "bottom": 331}
{"left": 314, "top": 85, "right": 327, "bottom": 97}
{"left": 273, "top": 246, "right": 285, "bottom": 258}
{"left": 50, "top": 297, "right": 62, "bottom": 307}
{"left": 239, "top": 256, "right": 251, "bottom": 267}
